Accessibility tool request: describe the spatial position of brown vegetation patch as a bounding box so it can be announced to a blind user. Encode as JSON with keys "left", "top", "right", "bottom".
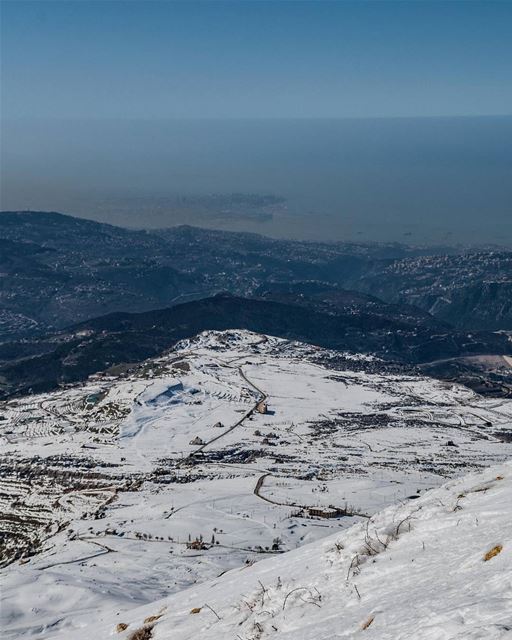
{"left": 484, "top": 545, "right": 503, "bottom": 561}
{"left": 143, "top": 614, "right": 163, "bottom": 624}
{"left": 127, "top": 626, "right": 153, "bottom": 640}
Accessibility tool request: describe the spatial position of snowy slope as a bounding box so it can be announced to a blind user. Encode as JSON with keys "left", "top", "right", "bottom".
{"left": 1, "top": 331, "right": 511, "bottom": 638}
{"left": 50, "top": 459, "right": 512, "bottom": 640}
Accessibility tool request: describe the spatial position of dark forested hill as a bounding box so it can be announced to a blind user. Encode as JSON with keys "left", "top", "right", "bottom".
{"left": 1, "top": 294, "right": 510, "bottom": 400}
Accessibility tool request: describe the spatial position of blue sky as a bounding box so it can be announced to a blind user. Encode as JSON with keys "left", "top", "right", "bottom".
{"left": 2, "top": 0, "right": 511, "bottom": 119}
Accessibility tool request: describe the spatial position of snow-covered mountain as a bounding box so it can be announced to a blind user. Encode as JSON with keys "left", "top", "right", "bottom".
{"left": 1, "top": 330, "right": 511, "bottom": 638}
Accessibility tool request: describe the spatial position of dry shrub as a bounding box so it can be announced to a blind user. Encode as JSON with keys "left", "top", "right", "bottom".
{"left": 190, "top": 607, "right": 202, "bottom": 614}
{"left": 127, "top": 626, "right": 153, "bottom": 640}
{"left": 484, "top": 545, "right": 503, "bottom": 561}
{"left": 116, "top": 622, "right": 129, "bottom": 633}
{"left": 361, "top": 615, "right": 374, "bottom": 630}
{"left": 143, "top": 614, "right": 163, "bottom": 624}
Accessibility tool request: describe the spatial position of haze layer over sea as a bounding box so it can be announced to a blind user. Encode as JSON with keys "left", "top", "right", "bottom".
{"left": 2, "top": 116, "right": 511, "bottom": 245}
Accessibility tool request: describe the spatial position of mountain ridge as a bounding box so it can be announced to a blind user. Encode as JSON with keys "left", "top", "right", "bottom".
{"left": 0, "top": 293, "right": 510, "bottom": 400}
{"left": 2, "top": 210, "right": 511, "bottom": 340}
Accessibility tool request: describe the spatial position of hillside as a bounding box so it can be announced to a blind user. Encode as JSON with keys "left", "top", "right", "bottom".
{"left": 48, "top": 460, "right": 512, "bottom": 639}
{"left": 1, "top": 330, "right": 511, "bottom": 638}
{"left": 0, "top": 212, "right": 202, "bottom": 339}
{"left": 353, "top": 251, "right": 512, "bottom": 331}
{"left": 2, "top": 211, "right": 511, "bottom": 341}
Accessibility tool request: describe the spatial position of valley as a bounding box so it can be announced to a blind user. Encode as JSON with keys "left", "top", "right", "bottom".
{"left": 1, "top": 212, "right": 511, "bottom": 342}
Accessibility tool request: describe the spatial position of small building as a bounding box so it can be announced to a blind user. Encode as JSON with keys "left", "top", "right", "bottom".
{"left": 256, "top": 401, "right": 268, "bottom": 414}
{"left": 307, "top": 507, "right": 340, "bottom": 519}
{"left": 213, "top": 421, "right": 224, "bottom": 428}
{"left": 189, "top": 436, "right": 205, "bottom": 446}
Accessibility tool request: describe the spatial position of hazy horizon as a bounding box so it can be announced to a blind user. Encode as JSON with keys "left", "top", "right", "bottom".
{"left": 1, "top": 1, "right": 511, "bottom": 246}
{"left": 2, "top": 115, "right": 511, "bottom": 246}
